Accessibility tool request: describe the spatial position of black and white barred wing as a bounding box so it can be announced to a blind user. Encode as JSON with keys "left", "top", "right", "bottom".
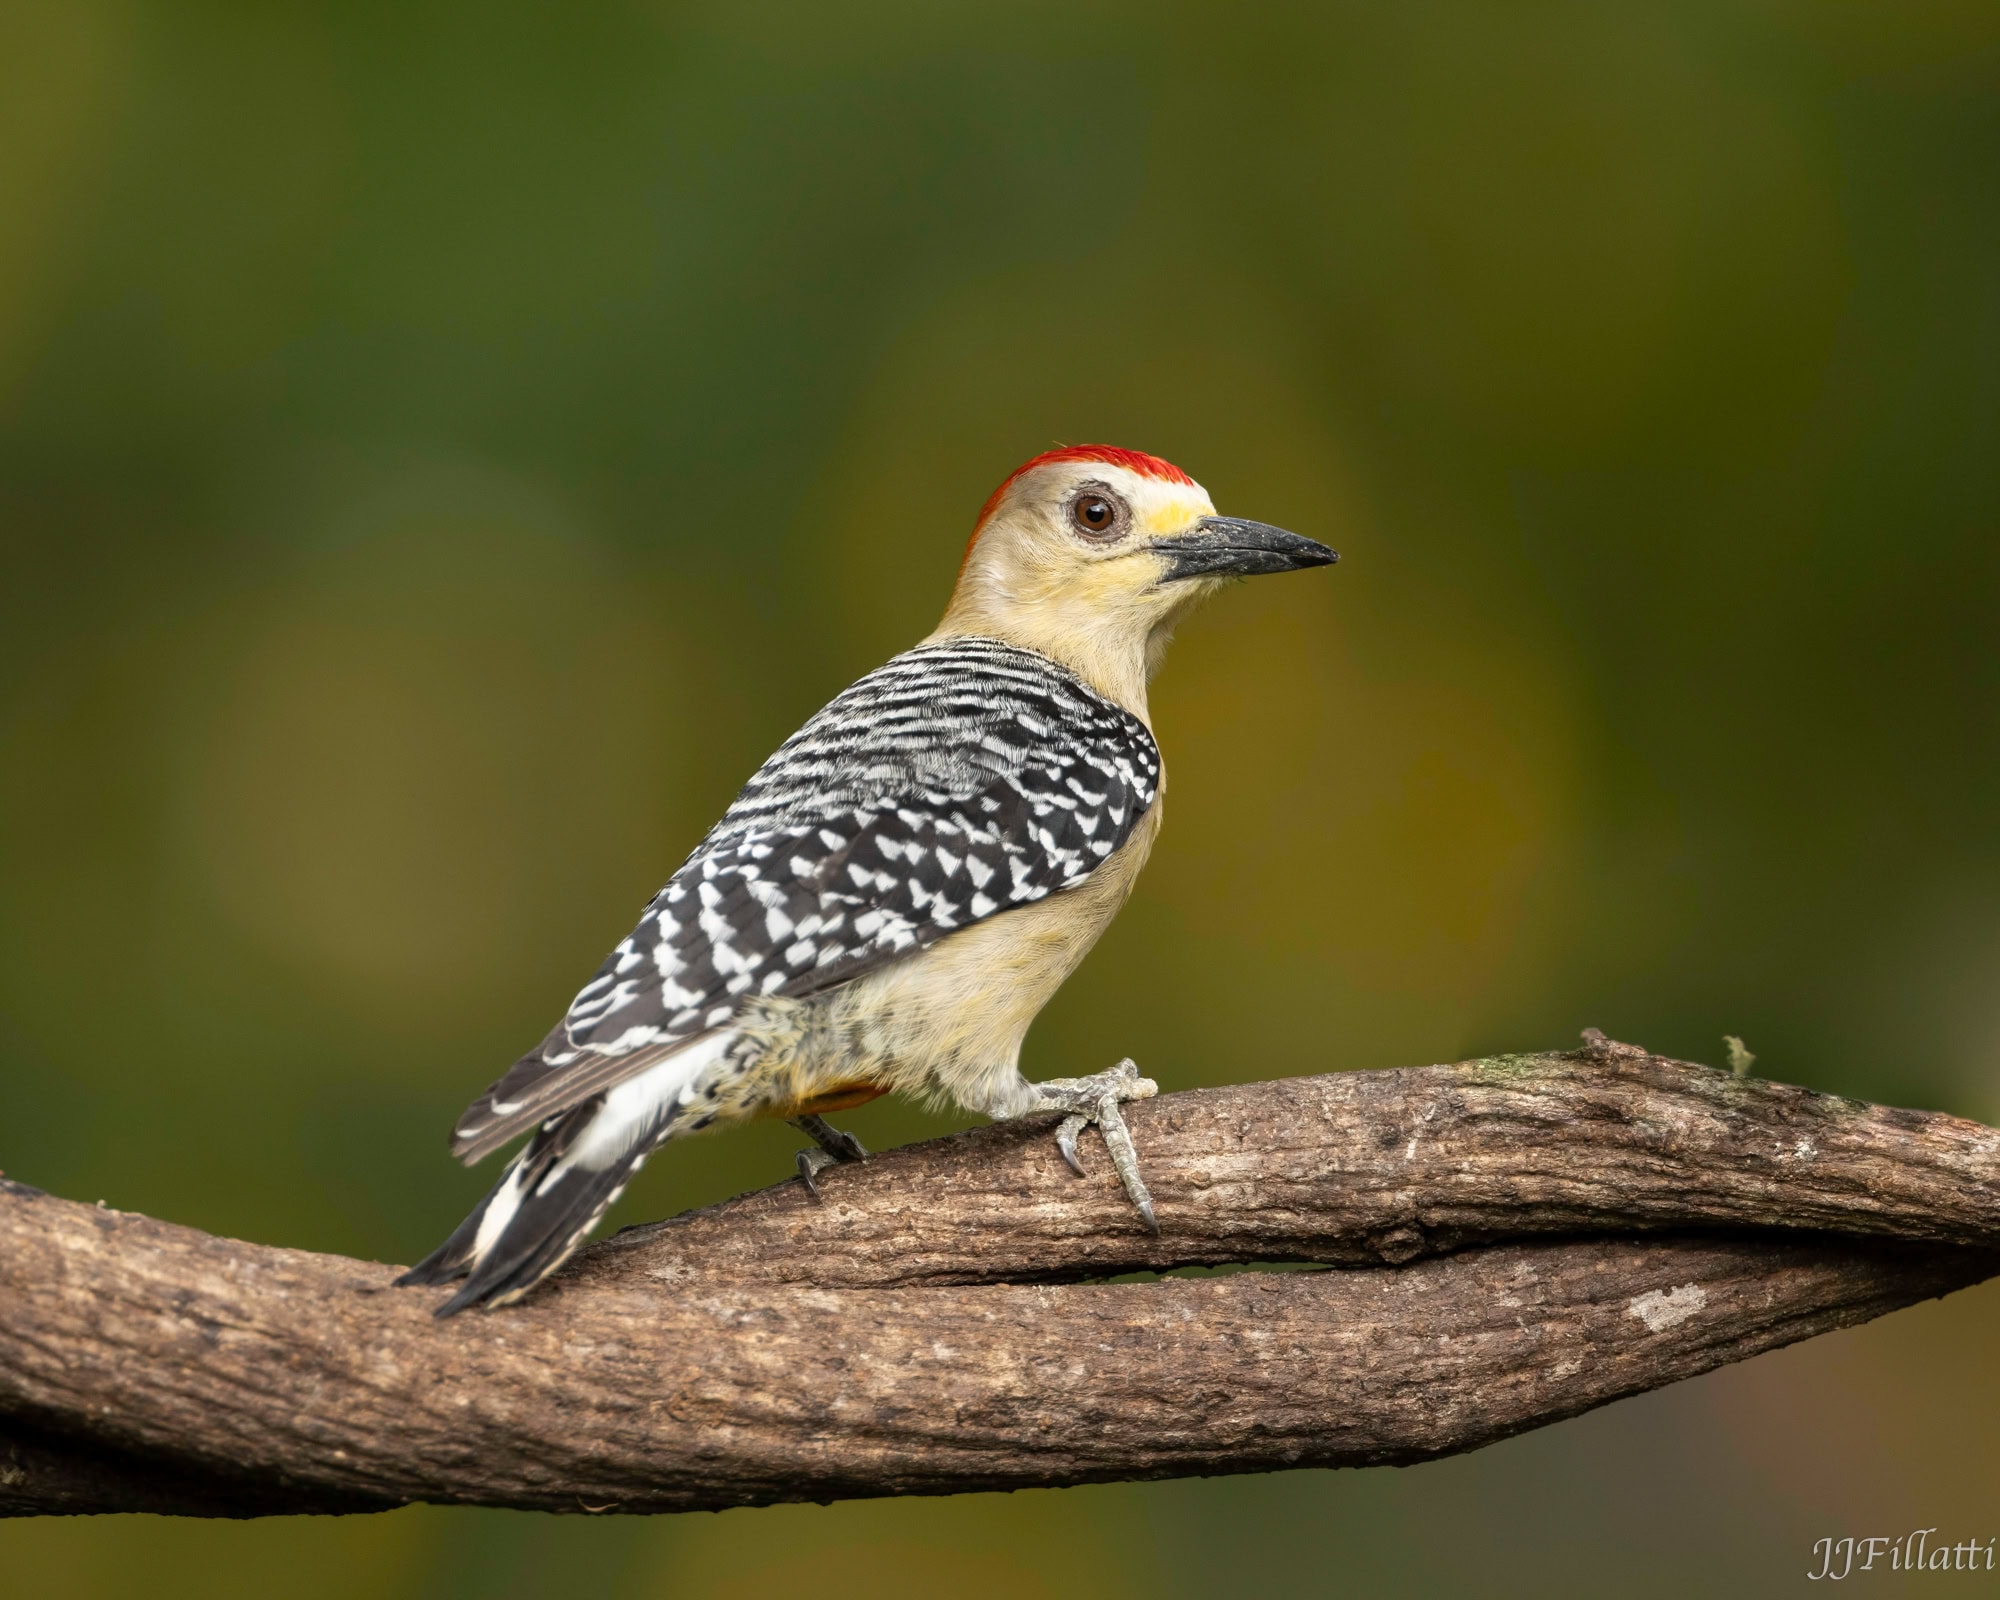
{"left": 449, "top": 639, "right": 1160, "bottom": 1164}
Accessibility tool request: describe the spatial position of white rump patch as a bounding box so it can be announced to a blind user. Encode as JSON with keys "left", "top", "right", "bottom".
{"left": 562, "top": 1032, "right": 735, "bottom": 1176}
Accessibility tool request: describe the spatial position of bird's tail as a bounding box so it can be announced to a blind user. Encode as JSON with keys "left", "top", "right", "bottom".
{"left": 398, "top": 1036, "right": 729, "bottom": 1315}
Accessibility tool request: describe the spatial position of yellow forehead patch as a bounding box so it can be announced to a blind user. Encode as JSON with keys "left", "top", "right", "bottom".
{"left": 1141, "top": 494, "right": 1214, "bottom": 537}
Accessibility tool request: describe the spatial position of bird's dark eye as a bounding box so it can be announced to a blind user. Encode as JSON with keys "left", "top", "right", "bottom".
{"left": 1069, "top": 491, "right": 1125, "bottom": 538}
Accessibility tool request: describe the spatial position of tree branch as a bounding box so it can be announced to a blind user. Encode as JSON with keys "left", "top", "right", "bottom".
{"left": 5, "top": 1041, "right": 1998, "bottom": 1518}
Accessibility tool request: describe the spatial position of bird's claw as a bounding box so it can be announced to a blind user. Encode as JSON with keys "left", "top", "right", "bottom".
{"left": 790, "top": 1114, "right": 868, "bottom": 1202}
{"left": 795, "top": 1147, "right": 837, "bottom": 1200}
{"left": 1055, "top": 1115, "right": 1090, "bottom": 1178}
{"left": 1035, "top": 1059, "right": 1160, "bottom": 1232}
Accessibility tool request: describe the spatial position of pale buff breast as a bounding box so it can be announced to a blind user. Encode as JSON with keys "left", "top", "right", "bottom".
{"left": 784, "top": 793, "right": 1166, "bottom": 1113}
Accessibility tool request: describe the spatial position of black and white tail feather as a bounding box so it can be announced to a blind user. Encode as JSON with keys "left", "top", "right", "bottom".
{"left": 397, "top": 1124, "right": 644, "bottom": 1315}
{"left": 397, "top": 1032, "right": 736, "bottom": 1312}
{"left": 397, "top": 636, "right": 1161, "bottom": 1314}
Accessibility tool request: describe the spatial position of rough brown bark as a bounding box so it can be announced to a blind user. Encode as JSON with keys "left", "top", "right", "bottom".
{"left": 584, "top": 1036, "right": 2000, "bottom": 1290}
{"left": 3, "top": 1042, "right": 1997, "bottom": 1519}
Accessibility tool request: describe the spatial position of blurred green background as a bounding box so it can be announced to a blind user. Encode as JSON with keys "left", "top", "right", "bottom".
{"left": 3, "top": 0, "right": 1998, "bottom": 1593}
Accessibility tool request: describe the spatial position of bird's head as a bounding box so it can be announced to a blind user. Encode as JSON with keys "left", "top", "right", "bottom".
{"left": 936, "top": 445, "right": 1337, "bottom": 711}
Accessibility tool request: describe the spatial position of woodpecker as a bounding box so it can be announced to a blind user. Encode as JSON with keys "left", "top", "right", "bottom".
{"left": 398, "top": 445, "right": 1336, "bottom": 1314}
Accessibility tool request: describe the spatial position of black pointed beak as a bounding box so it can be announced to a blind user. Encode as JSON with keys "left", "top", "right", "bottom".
{"left": 1150, "top": 517, "right": 1339, "bottom": 581}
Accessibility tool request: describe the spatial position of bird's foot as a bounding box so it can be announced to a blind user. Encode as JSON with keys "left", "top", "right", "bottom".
{"left": 1032, "top": 1058, "right": 1161, "bottom": 1232}
{"left": 790, "top": 1114, "right": 868, "bottom": 1201}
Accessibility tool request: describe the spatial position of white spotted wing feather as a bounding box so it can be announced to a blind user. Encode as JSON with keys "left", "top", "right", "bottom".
{"left": 450, "top": 636, "right": 1161, "bottom": 1162}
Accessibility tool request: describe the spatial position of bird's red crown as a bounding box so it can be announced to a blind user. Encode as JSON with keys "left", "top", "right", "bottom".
{"left": 973, "top": 445, "right": 1196, "bottom": 531}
